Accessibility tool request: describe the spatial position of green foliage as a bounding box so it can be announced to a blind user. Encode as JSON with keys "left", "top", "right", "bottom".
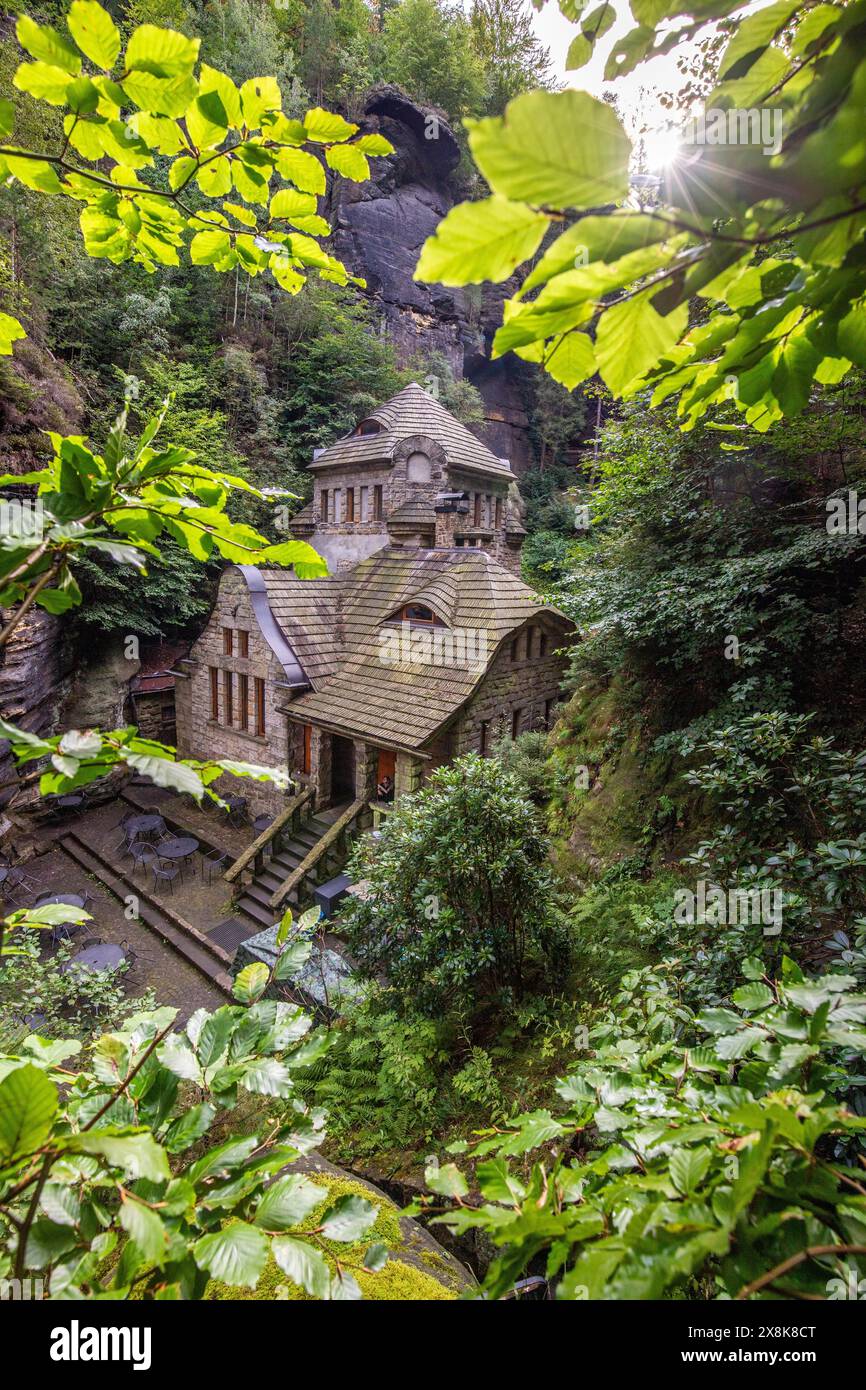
{"left": 420, "top": 954, "right": 866, "bottom": 1300}
{"left": 416, "top": 3, "right": 866, "bottom": 431}
{"left": 0, "top": 1, "right": 393, "bottom": 327}
{"left": 0, "top": 922, "right": 388, "bottom": 1300}
{"left": 469, "top": 0, "right": 553, "bottom": 115}
{"left": 0, "top": 391, "right": 323, "bottom": 629}
{"left": 490, "top": 730, "right": 553, "bottom": 805}
{"left": 342, "top": 754, "right": 568, "bottom": 1013}
{"left": 0, "top": 929, "right": 155, "bottom": 1048}
{"left": 382, "top": 0, "right": 487, "bottom": 119}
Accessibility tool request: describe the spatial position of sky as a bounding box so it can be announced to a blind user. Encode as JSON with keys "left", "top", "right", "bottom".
{"left": 527, "top": 0, "right": 725, "bottom": 169}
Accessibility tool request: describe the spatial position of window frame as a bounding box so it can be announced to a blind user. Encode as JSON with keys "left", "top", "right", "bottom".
{"left": 254, "top": 677, "right": 266, "bottom": 737}
{"left": 237, "top": 672, "right": 249, "bottom": 730}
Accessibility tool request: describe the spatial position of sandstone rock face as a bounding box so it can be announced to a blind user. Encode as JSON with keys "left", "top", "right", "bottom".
{"left": 328, "top": 86, "right": 534, "bottom": 472}
{"left": 0, "top": 608, "right": 75, "bottom": 810}
{"left": 63, "top": 637, "right": 139, "bottom": 734}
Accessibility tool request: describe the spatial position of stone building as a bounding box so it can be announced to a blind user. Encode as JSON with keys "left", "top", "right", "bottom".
{"left": 175, "top": 384, "right": 572, "bottom": 817}
{"left": 127, "top": 640, "right": 189, "bottom": 745}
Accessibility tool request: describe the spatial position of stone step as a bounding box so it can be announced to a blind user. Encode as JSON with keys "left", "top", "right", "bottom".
{"left": 236, "top": 895, "right": 276, "bottom": 930}
{"left": 257, "top": 868, "right": 285, "bottom": 895}
{"left": 60, "top": 834, "right": 235, "bottom": 996}
{"left": 270, "top": 846, "right": 304, "bottom": 874}
{"left": 243, "top": 881, "right": 274, "bottom": 909}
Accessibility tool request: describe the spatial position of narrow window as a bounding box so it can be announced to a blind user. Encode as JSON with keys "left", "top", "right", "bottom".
{"left": 473, "top": 492, "right": 481, "bottom": 527}
{"left": 223, "top": 670, "right": 233, "bottom": 726}
{"left": 321, "top": 488, "right": 329, "bottom": 522}
{"left": 511, "top": 707, "right": 523, "bottom": 739}
{"left": 480, "top": 720, "right": 490, "bottom": 756}
{"left": 360, "top": 485, "right": 369, "bottom": 521}
{"left": 222, "top": 627, "right": 233, "bottom": 656}
{"left": 238, "top": 672, "right": 249, "bottom": 730}
{"left": 486, "top": 494, "right": 492, "bottom": 527}
{"left": 544, "top": 699, "right": 554, "bottom": 729}
{"left": 373, "top": 484, "right": 383, "bottom": 520}
{"left": 495, "top": 497, "right": 502, "bottom": 529}
{"left": 333, "top": 487, "right": 342, "bottom": 521}
{"left": 346, "top": 487, "right": 355, "bottom": 522}
{"left": 539, "top": 630, "right": 548, "bottom": 658}
{"left": 302, "top": 722, "right": 312, "bottom": 775}
{"left": 254, "top": 677, "right": 266, "bottom": 736}
{"left": 509, "top": 637, "right": 518, "bottom": 662}
{"left": 238, "top": 630, "right": 249, "bottom": 658}
{"left": 209, "top": 667, "right": 219, "bottom": 721}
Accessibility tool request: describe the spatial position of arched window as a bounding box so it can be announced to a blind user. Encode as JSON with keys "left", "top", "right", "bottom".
{"left": 355, "top": 419, "right": 382, "bottom": 436}
{"left": 407, "top": 450, "right": 432, "bottom": 482}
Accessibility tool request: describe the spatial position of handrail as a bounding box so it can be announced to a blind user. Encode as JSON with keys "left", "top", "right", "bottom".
{"left": 223, "top": 786, "right": 314, "bottom": 884}
{"left": 269, "top": 797, "right": 365, "bottom": 910}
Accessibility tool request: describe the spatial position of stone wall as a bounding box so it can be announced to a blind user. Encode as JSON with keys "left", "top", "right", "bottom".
{"left": 175, "top": 569, "right": 292, "bottom": 818}
{"left": 451, "top": 616, "right": 568, "bottom": 757}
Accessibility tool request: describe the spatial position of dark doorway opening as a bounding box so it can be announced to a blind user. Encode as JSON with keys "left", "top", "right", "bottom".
{"left": 331, "top": 735, "right": 355, "bottom": 803}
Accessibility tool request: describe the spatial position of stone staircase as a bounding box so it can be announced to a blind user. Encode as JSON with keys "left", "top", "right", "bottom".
{"left": 235, "top": 806, "right": 350, "bottom": 931}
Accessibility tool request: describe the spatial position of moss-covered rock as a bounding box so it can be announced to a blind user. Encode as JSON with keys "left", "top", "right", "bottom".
{"left": 204, "top": 1172, "right": 463, "bottom": 1301}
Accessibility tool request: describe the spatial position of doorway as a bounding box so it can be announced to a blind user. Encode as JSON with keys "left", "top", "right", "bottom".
{"left": 331, "top": 735, "right": 355, "bottom": 803}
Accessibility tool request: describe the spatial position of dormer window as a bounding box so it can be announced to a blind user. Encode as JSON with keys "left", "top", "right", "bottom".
{"left": 355, "top": 419, "right": 382, "bottom": 436}
{"left": 400, "top": 604, "right": 441, "bottom": 625}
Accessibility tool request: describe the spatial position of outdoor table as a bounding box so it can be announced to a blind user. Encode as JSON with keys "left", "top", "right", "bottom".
{"left": 157, "top": 835, "right": 199, "bottom": 863}
{"left": 253, "top": 815, "right": 273, "bottom": 834}
{"left": 125, "top": 814, "right": 165, "bottom": 840}
{"left": 62, "top": 943, "right": 126, "bottom": 975}
{"left": 35, "top": 892, "right": 88, "bottom": 943}
{"left": 34, "top": 892, "right": 86, "bottom": 912}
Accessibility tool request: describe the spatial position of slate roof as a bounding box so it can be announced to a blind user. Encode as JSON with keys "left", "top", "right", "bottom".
{"left": 256, "top": 548, "right": 569, "bottom": 752}
{"left": 131, "top": 640, "right": 189, "bottom": 695}
{"left": 308, "top": 382, "right": 514, "bottom": 481}
{"left": 386, "top": 498, "right": 437, "bottom": 528}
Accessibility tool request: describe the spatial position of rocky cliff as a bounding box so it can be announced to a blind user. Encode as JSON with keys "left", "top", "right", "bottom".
{"left": 329, "top": 86, "right": 535, "bottom": 472}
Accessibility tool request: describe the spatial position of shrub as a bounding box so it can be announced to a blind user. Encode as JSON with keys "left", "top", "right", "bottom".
{"left": 342, "top": 754, "right": 568, "bottom": 1014}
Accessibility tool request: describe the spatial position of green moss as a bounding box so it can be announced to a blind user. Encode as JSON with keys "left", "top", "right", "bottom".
{"left": 204, "top": 1172, "right": 457, "bottom": 1301}
{"left": 207, "top": 1253, "right": 455, "bottom": 1301}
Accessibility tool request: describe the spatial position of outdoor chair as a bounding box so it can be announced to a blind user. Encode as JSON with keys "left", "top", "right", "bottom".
{"left": 128, "top": 843, "right": 158, "bottom": 878}
{"left": 150, "top": 861, "right": 180, "bottom": 895}
{"left": 112, "top": 821, "right": 140, "bottom": 856}
{"left": 6, "top": 866, "right": 38, "bottom": 895}
{"left": 202, "top": 848, "right": 230, "bottom": 884}
{"left": 50, "top": 917, "right": 94, "bottom": 949}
